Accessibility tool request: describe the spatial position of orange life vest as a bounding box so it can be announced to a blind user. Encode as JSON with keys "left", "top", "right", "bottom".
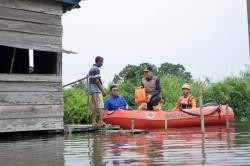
{"left": 179, "top": 95, "right": 194, "bottom": 109}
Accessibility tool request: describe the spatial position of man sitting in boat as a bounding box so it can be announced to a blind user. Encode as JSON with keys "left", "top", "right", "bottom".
{"left": 174, "top": 83, "right": 197, "bottom": 110}
{"left": 141, "top": 66, "right": 162, "bottom": 111}
{"left": 104, "top": 85, "right": 129, "bottom": 111}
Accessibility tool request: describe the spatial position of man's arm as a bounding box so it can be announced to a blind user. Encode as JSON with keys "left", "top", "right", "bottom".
{"left": 156, "top": 78, "right": 161, "bottom": 92}
{"left": 96, "top": 77, "right": 106, "bottom": 97}
{"left": 104, "top": 99, "right": 110, "bottom": 110}
{"left": 141, "top": 81, "right": 144, "bottom": 88}
{"left": 92, "top": 67, "right": 106, "bottom": 97}
{"left": 151, "top": 78, "right": 161, "bottom": 97}
{"left": 173, "top": 97, "right": 181, "bottom": 110}
{"left": 122, "top": 97, "right": 129, "bottom": 109}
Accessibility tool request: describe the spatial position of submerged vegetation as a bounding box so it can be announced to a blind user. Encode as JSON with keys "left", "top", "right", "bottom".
{"left": 63, "top": 64, "right": 250, "bottom": 124}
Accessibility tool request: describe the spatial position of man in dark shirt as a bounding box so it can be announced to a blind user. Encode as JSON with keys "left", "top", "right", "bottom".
{"left": 104, "top": 85, "right": 128, "bottom": 111}
{"left": 141, "top": 66, "right": 161, "bottom": 110}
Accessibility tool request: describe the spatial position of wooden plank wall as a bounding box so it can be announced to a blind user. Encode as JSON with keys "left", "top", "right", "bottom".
{"left": 0, "top": 0, "right": 63, "bottom": 15}
{"left": 0, "top": 74, "right": 64, "bottom": 133}
{"left": 0, "top": 0, "right": 63, "bottom": 52}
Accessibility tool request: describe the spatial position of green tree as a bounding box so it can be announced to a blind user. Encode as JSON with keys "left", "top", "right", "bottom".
{"left": 113, "top": 63, "right": 157, "bottom": 84}
{"left": 113, "top": 62, "right": 193, "bottom": 84}
{"left": 158, "top": 63, "right": 192, "bottom": 82}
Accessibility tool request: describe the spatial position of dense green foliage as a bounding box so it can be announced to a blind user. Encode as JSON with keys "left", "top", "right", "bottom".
{"left": 63, "top": 63, "right": 250, "bottom": 124}
{"left": 63, "top": 87, "right": 91, "bottom": 124}
{"left": 203, "top": 76, "right": 250, "bottom": 118}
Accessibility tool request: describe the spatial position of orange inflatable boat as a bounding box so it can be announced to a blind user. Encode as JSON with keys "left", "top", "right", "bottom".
{"left": 102, "top": 105, "right": 234, "bottom": 129}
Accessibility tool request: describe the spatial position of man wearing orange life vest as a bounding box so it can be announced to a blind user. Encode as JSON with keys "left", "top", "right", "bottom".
{"left": 174, "top": 83, "right": 196, "bottom": 110}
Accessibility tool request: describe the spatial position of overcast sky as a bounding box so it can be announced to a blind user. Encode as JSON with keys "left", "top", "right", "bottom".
{"left": 62, "top": 0, "right": 249, "bottom": 85}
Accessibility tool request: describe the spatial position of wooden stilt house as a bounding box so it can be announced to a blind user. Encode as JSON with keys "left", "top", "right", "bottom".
{"left": 0, "top": 0, "right": 80, "bottom": 133}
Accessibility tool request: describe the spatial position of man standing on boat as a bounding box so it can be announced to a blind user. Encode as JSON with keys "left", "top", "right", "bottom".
{"left": 174, "top": 83, "right": 197, "bottom": 110}
{"left": 141, "top": 66, "right": 162, "bottom": 110}
{"left": 104, "top": 85, "right": 128, "bottom": 111}
{"left": 88, "top": 56, "right": 106, "bottom": 127}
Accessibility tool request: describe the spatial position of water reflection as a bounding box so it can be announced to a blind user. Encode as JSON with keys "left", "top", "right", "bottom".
{"left": 0, "top": 135, "right": 64, "bottom": 166}
{"left": 0, "top": 122, "right": 250, "bottom": 166}
{"left": 64, "top": 126, "right": 241, "bottom": 166}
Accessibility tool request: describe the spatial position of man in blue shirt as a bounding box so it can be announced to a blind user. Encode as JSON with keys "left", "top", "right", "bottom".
{"left": 88, "top": 56, "right": 106, "bottom": 127}
{"left": 104, "top": 85, "right": 128, "bottom": 111}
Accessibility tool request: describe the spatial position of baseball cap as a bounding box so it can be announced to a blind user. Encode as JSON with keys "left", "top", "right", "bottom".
{"left": 143, "top": 66, "right": 153, "bottom": 72}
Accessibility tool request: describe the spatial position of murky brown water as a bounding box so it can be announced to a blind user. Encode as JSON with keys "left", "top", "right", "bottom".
{"left": 1, "top": 121, "right": 250, "bottom": 166}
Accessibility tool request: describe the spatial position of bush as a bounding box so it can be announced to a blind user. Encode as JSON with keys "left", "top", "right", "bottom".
{"left": 160, "top": 76, "right": 187, "bottom": 109}
{"left": 204, "top": 77, "right": 250, "bottom": 118}
{"left": 63, "top": 87, "right": 91, "bottom": 124}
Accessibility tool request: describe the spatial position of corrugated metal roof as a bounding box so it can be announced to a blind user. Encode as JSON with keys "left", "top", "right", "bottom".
{"left": 57, "top": 0, "right": 81, "bottom": 4}
{"left": 56, "top": 0, "right": 81, "bottom": 13}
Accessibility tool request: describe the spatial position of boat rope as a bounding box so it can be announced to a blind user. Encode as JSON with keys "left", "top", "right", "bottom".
{"left": 179, "top": 106, "right": 221, "bottom": 117}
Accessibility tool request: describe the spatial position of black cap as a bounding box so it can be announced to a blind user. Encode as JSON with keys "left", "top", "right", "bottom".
{"left": 144, "top": 66, "right": 153, "bottom": 72}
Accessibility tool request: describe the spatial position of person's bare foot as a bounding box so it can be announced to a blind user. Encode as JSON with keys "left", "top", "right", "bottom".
{"left": 98, "top": 121, "right": 107, "bottom": 127}
{"left": 92, "top": 122, "right": 99, "bottom": 128}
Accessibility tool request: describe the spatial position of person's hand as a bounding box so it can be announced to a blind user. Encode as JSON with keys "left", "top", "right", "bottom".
{"left": 160, "top": 97, "right": 165, "bottom": 104}
{"left": 147, "top": 95, "right": 152, "bottom": 103}
{"left": 102, "top": 91, "right": 107, "bottom": 97}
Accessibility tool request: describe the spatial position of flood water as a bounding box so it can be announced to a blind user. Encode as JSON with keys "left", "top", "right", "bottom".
{"left": 1, "top": 120, "right": 250, "bottom": 166}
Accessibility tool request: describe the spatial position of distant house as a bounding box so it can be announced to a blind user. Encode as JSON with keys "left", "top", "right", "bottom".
{"left": 0, "top": 0, "right": 80, "bottom": 133}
